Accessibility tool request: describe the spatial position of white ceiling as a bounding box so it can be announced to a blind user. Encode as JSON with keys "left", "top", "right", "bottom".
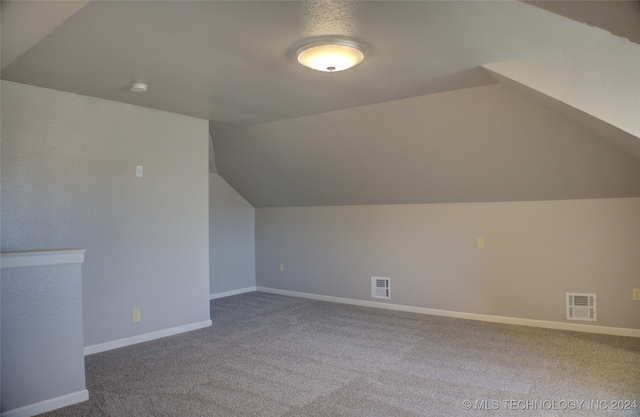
{"left": 0, "top": 0, "right": 624, "bottom": 126}
{"left": 2, "top": 1, "right": 640, "bottom": 207}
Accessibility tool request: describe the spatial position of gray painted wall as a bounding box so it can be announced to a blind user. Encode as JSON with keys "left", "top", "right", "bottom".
{"left": 209, "top": 173, "right": 255, "bottom": 295}
{"left": 1, "top": 262, "right": 85, "bottom": 412}
{"left": 1, "top": 81, "right": 211, "bottom": 346}
{"left": 256, "top": 198, "right": 640, "bottom": 329}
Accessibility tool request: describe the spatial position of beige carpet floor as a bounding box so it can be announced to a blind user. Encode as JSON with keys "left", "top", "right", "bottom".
{"left": 38, "top": 291, "right": 640, "bottom": 416}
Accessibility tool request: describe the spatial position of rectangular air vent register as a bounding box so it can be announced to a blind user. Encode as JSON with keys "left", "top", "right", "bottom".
{"left": 372, "top": 277, "right": 391, "bottom": 299}
{"left": 566, "top": 293, "right": 596, "bottom": 321}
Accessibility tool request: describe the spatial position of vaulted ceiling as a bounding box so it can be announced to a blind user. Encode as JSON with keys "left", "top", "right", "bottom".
{"left": 2, "top": 1, "right": 639, "bottom": 207}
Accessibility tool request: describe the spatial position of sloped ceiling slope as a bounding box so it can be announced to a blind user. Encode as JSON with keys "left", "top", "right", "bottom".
{"left": 526, "top": 0, "right": 640, "bottom": 44}
{"left": 211, "top": 2, "right": 640, "bottom": 207}
{"left": 212, "top": 83, "right": 640, "bottom": 207}
{"left": 1, "top": 1, "right": 614, "bottom": 126}
{"left": 2, "top": 1, "right": 639, "bottom": 207}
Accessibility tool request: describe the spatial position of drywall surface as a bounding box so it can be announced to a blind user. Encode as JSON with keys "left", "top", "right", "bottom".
{"left": 256, "top": 198, "right": 640, "bottom": 329}
{"left": 1, "top": 253, "right": 86, "bottom": 414}
{"left": 214, "top": 83, "right": 640, "bottom": 208}
{"left": 1, "top": 81, "right": 211, "bottom": 347}
{"left": 484, "top": 39, "right": 640, "bottom": 139}
{"left": 0, "top": 0, "right": 90, "bottom": 70}
{"left": 209, "top": 173, "right": 255, "bottom": 295}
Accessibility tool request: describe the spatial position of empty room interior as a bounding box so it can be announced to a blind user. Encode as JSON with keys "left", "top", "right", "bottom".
{"left": 1, "top": 1, "right": 640, "bottom": 416}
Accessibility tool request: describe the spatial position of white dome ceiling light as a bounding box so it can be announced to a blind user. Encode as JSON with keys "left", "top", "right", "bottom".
{"left": 296, "top": 39, "right": 365, "bottom": 72}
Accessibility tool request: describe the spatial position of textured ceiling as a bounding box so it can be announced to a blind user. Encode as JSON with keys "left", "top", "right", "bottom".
{"left": 0, "top": 0, "right": 616, "bottom": 126}
{"left": 526, "top": 0, "right": 640, "bottom": 44}
{"left": 2, "top": 1, "right": 639, "bottom": 207}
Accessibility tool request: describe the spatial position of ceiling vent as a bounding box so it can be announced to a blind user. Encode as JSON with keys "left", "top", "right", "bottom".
{"left": 371, "top": 277, "right": 390, "bottom": 300}
{"left": 566, "top": 293, "right": 596, "bottom": 321}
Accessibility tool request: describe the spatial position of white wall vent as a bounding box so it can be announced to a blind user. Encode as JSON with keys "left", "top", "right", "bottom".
{"left": 372, "top": 277, "right": 390, "bottom": 299}
{"left": 566, "top": 293, "right": 596, "bottom": 321}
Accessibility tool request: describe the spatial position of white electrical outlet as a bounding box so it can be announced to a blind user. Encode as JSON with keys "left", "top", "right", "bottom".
{"left": 132, "top": 308, "right": 141, "bottom": 322}
{"left": 633, "top": 288, "right": 640, "bottom": 301}
{"left": 278, "top": 263, "right": 284, "bottom": 272}
{"left": 477, "top": 237, "right": 485, "bottom": 248}
{"left": 136, "top": 166, "right": 143, "bottom": 177}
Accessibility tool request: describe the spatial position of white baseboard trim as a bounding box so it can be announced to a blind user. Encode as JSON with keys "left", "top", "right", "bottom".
{"left": 0, "top": 389, "right": 89, "bottom": 417}
{"left": 210, "top": 286, "right": 257, "bottom": 300}
{"left": 256, "top": 287, "right": 640, "bottom": 338}
{"left": 84, "top": 320, "right": 212, "bottom": 356}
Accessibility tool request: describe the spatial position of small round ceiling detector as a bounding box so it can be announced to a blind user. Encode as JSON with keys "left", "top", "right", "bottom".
{"left": 129, "top": 82, "right": 148, "bottom": 93}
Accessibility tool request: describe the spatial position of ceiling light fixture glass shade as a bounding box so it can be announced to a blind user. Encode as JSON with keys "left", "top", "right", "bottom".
{"left": 296, "top": 40, "right": 365, "bottom": 72}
